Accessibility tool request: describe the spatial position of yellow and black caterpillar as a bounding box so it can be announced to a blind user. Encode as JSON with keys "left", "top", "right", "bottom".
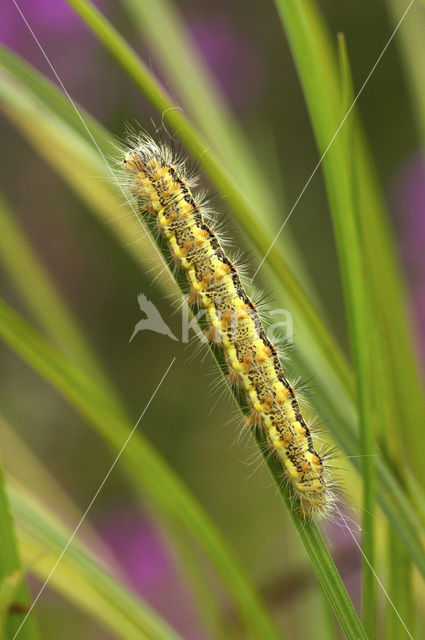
{"left": 124, "top": 135, "right": 331, "bottom": 517}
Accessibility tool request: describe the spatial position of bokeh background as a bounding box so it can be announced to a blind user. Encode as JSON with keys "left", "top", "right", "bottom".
{"left": 1, "top": 1, "right": 424, "bottom": 638}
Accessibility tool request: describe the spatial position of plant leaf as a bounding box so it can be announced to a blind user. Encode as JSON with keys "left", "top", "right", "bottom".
{"left": 9, "top": 480, "right": 184, "bottom": 640}
{"left": 0, "top": 298, "right": 281, "bottom": 640}
{"left": 0, "top": 467, "right": 37, "bottom": 640}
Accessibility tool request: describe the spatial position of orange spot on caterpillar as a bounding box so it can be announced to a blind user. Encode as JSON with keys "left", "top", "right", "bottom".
{"left": 188, "top": 288, "right": 200, "bottom": 305}
{"left": 261, "top": 394, "right": 274, "bottom": 410}
{"left": 242, "top": 354, "right": 253, "bottom": 371}
{"left": 181, "top": 240, "right": 193, "bottom": 254}
{"left": 215, "top": 263, "right": 231, "bottom": 280}
{"left": 200, "top": 273, "right": 211, "bottom": 289}
{"left": 227, "top": 369, "right": 240, "bottom": 386}
{"left": 282, "top": 434, "right": 292, "bottom": 448}
{"left": 221, "top": 311, "right": 232, "bottom": 326}
{"left": 245, "top": 411, "right": 260, "bottom": 428}
{"left": 309, "top": 482, "right": 323, "bottom": 493}
{"left": 196, "top": 229, "right": 208, "bottom": 247}
{"left": 256, "top": 344, "right": 271, "bottom": 363}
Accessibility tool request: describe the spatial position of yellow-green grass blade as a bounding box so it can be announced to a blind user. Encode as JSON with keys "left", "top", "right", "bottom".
{"left": 0, "top": 188, "right": 224, "bottom": 635}
{"left": 0, "top": 468, "right": 38, "bottom": 639}
{"left": 384, "top": 1, "right": 425, "bottom": 634}
{"left": 8, "top": 481, "right": 184, "bottom": 640}
{"left": 0, "top": 298, "right": 281, "bottom": 640}
{"left": 0, "top": 413, "right": 117, "bottom": 568}
{"left": 0, "top": 71, "right": 171, "bottom": 295}
{"left": 339, "top": 35, "right": 414, "bottom": 639}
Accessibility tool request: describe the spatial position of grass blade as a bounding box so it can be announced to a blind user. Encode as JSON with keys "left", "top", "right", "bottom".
{"left": 386, "top": 0, "right": 425, "bottom": 145}
{"left": 0, "top": 70, "right": 169, "bottom": 291}
{"left": 0, "top": 298, "right": 281, "bottom": 640}
{"left": 9, "top": 481, "right": 184, "bottom": 640}
{"left": 0, "top": 467, "right": 38, "bottom": 639}
{"left": 272, "top": 0, "right": 379, "bottom": 628}
{"left": 336, "top": 32, "right": 377, "bottom": 633}
{"left": 273, "top": 1, "right": 424, "bottom": 635}
{"left": 0, "top": 193, "right": 109, "bottom": 385}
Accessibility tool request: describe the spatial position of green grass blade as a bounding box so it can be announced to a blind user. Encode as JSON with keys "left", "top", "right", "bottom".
{"left": 272, "top": 0, "right": 425, "bottom": 473}
{"left": 0, "top": 174, "right": 225, "bottom": 634}
{"left": 386, "top": 0, "right": 425, "bottom": 145}
{"left": 0, "top": 193, "right": 109, "bottom": 384}
{"left": 273, "top": 1, "right": 425, "bottom": 633}
{"left": 0, "top": 182, "right": 227, "bottom": 636}
{"left": 8, "top": 481, "right": 184, "bottom": 640}
{"left": 273, "top": 1, "right": 379, "bottom": 629}
{"left": 0, "top": 298, "right": 281, "bottom": 640}
{"left": 0, "top": 468, "right": 38, "bottom": 640}
{"left": 386, "top": 530, "right": 414, "bottom": 640}
{"left": 336, "top": 33, "right": 377, "bottom": 633}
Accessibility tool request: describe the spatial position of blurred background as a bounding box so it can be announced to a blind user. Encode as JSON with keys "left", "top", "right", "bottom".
{"left": 0, "top": 0, "right": 424, "bottom": 638}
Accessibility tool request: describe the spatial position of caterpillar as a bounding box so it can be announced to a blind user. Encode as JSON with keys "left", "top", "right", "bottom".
{"left": 123, "top": 134, "right": 332, "bottom": 518}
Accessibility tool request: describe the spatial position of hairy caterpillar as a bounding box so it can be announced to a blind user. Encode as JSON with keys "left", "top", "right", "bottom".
{"left": 123, "top": 135, "right": 332, "bottom": 518}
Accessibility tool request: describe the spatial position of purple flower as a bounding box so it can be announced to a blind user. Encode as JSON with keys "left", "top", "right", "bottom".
{"left": 393, "top": 151, "right": 425, "bottom": 365}
{"left": 189, "top": 18, "right": 266, "bottom": 109}
{"left": 100, "top": 508, "right": 208, "bottom": 639}
{"left": 0, "top": 1, "right": 86, "bottom": 54}
{"left": 0, "top": 0, "right": 112, "bottom": 115}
